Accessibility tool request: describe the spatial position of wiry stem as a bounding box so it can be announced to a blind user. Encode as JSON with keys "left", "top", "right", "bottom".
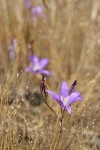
{"left": 40, "top": 74, "right": 57, "bottom": 117}
{"left": 50, "top": 109, "right": 65, "bottom": 150}
{"left": 45, "top": 101, "right": 57, "bottom": 117}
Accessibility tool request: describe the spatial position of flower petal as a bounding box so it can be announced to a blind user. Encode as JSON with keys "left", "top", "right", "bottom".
{"left": 46, "top": 90, "right": 60, "bottom": 101}
{"left": 26, "top": 67, "right": 32, "bottom": 72}
{"left": 28, "top": 55, "right": 39, "bottom": 64}
{"left": 32, "top": 55, "right": 39, "bottom": 64}
{"left": 39, "top": 58, "right": 49, "bottom": 69}
{"left": 39, "top": 69, "right": 51, "bottom": 76}
{"left": 69, "top": 96, "right": 83, "bottom": 105}
{"left": 69, "top": 92, "right": 81, "bottom": 100}
{"left": 60, "top": 82, "right": 68, "bottom": 98}
{"left": 66, "top": 106, "right": 72, "bottom": 114}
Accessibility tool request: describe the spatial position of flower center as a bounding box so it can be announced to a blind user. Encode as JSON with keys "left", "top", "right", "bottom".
{"left": 63, "top": 96, "right": 69, "bottom": 106}
{"left": 33, "top": 63, "right": 41, "bottom": 72}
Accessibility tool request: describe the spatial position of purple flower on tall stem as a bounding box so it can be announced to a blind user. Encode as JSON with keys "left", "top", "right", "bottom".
{"left": 26, "top": 55, "right": 50, "bottom": 76}
{"left": 24, "top": 0, "right": 46, "bottom": 19}
{"left": 46, "top": 81, "right": 83, "bottom": 114}
{"left": 8, "top": 39, "right": 17, "bottom": 59}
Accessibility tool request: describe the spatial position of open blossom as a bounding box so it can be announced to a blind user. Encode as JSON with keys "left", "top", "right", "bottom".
{"left": 26, "top": 55, "right": 50, "bottom": 76}
{"left": 46, "top": 81, "right": 83, "bottom": 114}
{"left": 30, "top": 6, "right": 45, "bottom": 18}
{"left": 24, "top": 0, "right": 45, "bottom": 19}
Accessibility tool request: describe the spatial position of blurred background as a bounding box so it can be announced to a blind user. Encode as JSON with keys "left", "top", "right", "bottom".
{"left": 0, "top": 0, "right": 100, "bottom": 149}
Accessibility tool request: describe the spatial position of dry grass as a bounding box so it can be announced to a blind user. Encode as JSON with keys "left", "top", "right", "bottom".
{"left": 0, "top": 0, "right": 100, "bottom": 149}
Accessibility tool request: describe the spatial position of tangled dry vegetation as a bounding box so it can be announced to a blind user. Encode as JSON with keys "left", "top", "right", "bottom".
{"left": 0, "top": 0, "right": 100, "bottom": 150}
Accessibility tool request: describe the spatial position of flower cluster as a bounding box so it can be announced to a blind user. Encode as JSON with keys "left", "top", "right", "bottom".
{"left": 25, "top": 56, "right": 83, "bottom": 115}
{"left": 25, "top": 55, "right": 83, "bottom": 115}
{"left": 24, "top": 0, "right": 46, "bottom": 19}
{"left": 24, "top": 1, "right": 83, "bottom": 115}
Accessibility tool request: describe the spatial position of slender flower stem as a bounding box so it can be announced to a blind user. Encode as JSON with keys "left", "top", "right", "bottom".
{"left": 45, "top": 101, "right": 57, "bottom": 117}
{"left": 57, "top": 108, "right": 65, "bottom": 145}
{"left": 50, "top": 110, "right": 65, "bottom": 150}
{"left": 40, "top": 74, "right": 57, "bottom": 117}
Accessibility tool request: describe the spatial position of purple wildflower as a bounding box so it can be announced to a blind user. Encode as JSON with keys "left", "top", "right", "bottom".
{"left": 46, "top": 81, "right": 83, "bottom": 114}
{"left": 26, "top": 55, "right": 50, "bottom": 76}
{"left": 8, "top": 39, "right": 17, "bottom": 59}
{"left": 24, "top": 0, "right": 46, "bottom": 19}
{"left": 24, "top": 0, "right": 32, "bottom": 10}
{"left": 31, "top": 6, "right": 45, "bottom": 18}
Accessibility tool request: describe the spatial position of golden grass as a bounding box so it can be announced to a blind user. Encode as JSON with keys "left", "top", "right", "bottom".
{"left": 0, "top": 0, "right": 100, "bottom": 149}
